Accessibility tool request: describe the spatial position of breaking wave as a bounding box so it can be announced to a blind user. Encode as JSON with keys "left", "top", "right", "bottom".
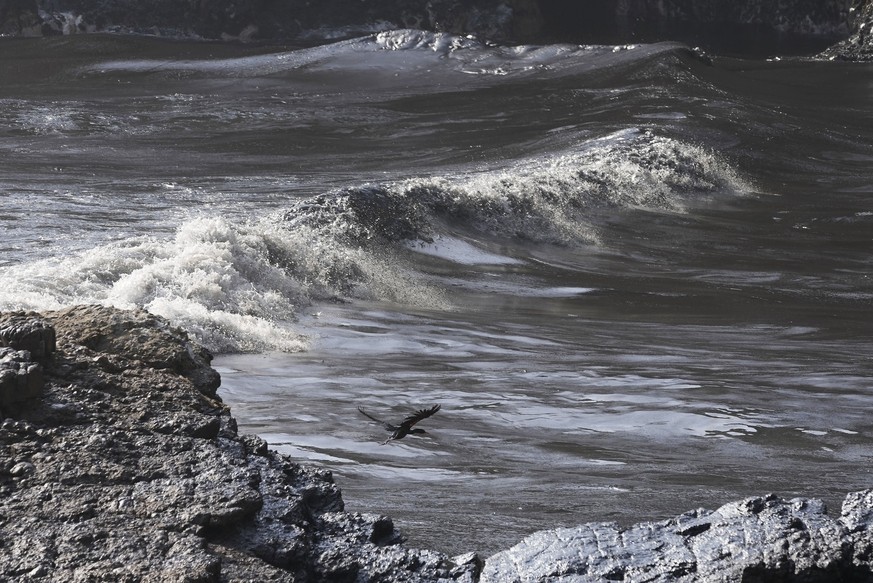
{"left": 283, "top": 129, "right": 745, "bottom": 247}
{"left": 0, "top": 129, "right": 744, "bottom": 353}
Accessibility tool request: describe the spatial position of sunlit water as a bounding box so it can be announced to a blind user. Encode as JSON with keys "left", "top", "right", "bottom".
{"left": 1, "top": 32, "right": 872, "bottom": 556}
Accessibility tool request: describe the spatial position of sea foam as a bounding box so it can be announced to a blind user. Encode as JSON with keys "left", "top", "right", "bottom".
{"left": 0, "top": 130, "right": 743, "bottom": 354}
{"left": 0, "top": 213, "right": 447, "bottom": 353}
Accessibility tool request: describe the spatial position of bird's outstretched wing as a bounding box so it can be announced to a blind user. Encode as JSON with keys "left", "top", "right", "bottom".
{"left": 399, "top": 404, "right": 441, "bottom": 430}
{"left": 358, "top": 406, "right": 397, "bottom": 431}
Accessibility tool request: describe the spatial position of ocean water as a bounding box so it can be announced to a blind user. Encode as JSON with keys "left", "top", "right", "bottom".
{"left": 1, "top": 31, "right": 872, "bottom": 556}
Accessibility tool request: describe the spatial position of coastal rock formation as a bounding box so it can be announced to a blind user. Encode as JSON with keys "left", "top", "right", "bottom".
{"left": 0, "top": 0, "right": 867, "bottom": 53}
{"left": 0, "top": 348, "right": 42, "bottom": 413}
{"left": 483, "top": 494, "right": 873, "bottom": 582}
{"left": 1, "top": 306, "right": 872, "bottom": 582}
{"left": 0, "top": 312, "right": 55, "bottom": 415}
{"left": 820, "top": 0, "right": 873, "bottom": 59}
{"left": 0, "top": 307, "right": 470, "bottom": 582}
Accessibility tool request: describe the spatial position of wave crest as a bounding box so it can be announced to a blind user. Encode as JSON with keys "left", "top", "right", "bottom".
{"left": 0, "top": 130, "right": 743, "bottom": 354}
{"left": 284, "top": 129, "right": 745, "bottom": 246}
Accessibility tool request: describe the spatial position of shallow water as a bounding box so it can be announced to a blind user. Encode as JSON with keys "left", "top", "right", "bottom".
{"left": 216, "top": 267, "right": 873, "bottom": 555}
{"left": 2, "top": 32, "right": 872, "bottom": 556}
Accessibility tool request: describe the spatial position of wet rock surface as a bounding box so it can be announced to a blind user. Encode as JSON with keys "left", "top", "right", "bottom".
{"left": 1, "top": 305, "right": 872, "bottom": 582}
{"left": 0, "top": 306, "right": 468, "bottom": 582}
{"left": 820, "top": 0, "right": 873, "bottom": 60}
{"left": 483, "top": 493, "right": 873, "bottom": 582}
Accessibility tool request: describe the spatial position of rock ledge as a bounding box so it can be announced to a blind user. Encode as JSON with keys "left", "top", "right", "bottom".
{"left": 0, "top": 306, "right": 469, "bottom": 582}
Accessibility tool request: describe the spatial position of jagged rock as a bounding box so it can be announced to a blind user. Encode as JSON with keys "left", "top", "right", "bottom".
{"left": 0, "top": 307, "right": 468, "bottom": 582}
{"left": 820, "top": 0, "right": 873, "bottom": 60}
{"left": 49, "top": 304, "right": 220, "bottom": 397}
{"left": 0, "top": 313, "right": 53, "bottom": 409}
{"left": 0, "top": 348, "right": 43, "bottom": 411}
{"left": 841, "top": 490, "right": 873, "bottom": 571}
{"left": 0, "top": 311, "right": 56, "bottom": 358}
{"left": 0, "top": 0, "right": 41, "bottom": 36}
{"left": 481, "top": 493, "right": 873, "bottom": 582}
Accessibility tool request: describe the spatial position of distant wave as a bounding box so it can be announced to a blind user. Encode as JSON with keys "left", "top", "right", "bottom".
{"left": 80, "top": 29, "right": 690, "bottom": 81}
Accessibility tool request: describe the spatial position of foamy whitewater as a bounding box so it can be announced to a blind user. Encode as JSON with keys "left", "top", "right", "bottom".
{"left": 2, "top": 30, "right": 872, "bottom": 554}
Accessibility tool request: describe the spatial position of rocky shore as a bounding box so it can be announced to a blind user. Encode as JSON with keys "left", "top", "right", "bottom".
{"left": 2, "top": 305, "right": 873, "bottom": 582}
{"left": 820, "top": 0, "right": 873, "bottom": 60}
{"left": 1, "top": 0, "right": 872, "bottom": 59}
{"left": 0, "top": 306, "right": 469, "bottom": 582}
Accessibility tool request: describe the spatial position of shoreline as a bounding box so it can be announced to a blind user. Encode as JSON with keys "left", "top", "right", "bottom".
{"left": 2, "top": 305, "right": 872, "bottom": 581}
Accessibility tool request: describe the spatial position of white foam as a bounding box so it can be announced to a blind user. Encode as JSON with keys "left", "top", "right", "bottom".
{"left": 0, "top": 213, "right": 451, "bottom": 353}
{"left": 374, "top": 29, "right": 483, "bottom": 54}
{"left": 0, "top": 216, "right": 308, "bottom": 352}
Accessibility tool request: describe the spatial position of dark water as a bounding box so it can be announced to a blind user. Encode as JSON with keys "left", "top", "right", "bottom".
{"left": 1, "top": 32, "right": 872, "bottom": 556}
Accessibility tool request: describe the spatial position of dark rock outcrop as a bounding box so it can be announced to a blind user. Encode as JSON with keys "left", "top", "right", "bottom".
{"left": 820, "top": 0, "right": 873, "bottom": 60}
{"left": 48, "top": 304, "right": 220, "bottom": 398}
{"left": 0, "top": 311, "right": 56, "bottom": 358}
{"left": 1, "top": 306, "right": 872, "bottom": 582}
{"left": 0, "top": 306, "right": 471, "bottom": 582}
{"left": 0, "top": 312, "right": 55, "bottom": 414}
{"left": 0, "top": 348, "right": 43, "bottom": 413}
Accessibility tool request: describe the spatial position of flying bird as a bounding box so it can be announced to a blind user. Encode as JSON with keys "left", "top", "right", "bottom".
{"left": 358, "top": 404, "right": 441, "bottom": 445}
